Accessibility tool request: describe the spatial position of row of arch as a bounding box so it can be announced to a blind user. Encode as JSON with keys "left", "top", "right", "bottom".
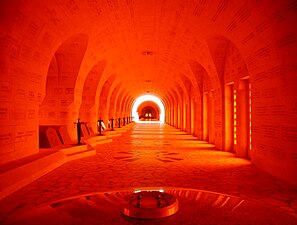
{"left": 1, "top": 0, "right": 296, "bottom": 184}
{"left": 38, "top": 33, "right": 250, "bottom": 158}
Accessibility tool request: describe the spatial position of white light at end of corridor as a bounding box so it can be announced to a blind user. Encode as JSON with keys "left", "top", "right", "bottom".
{"left": 132, "top": 95, "right": 165, "bottom": 123}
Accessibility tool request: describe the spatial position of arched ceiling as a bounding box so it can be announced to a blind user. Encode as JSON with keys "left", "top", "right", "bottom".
{"left": 1, "top": 0, "right": 295, "bottom": 102}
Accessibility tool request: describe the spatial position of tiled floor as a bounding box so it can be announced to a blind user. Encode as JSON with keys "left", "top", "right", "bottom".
{"left": 1, "top": 123, "right": 297, "bottom": 224}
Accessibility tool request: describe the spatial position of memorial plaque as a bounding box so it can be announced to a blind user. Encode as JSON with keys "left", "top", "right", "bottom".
{"left": 281, "top": 126, "right": 297, "bottom": 142}
{"left": 276, "top": 34, "right": 296, "bottom": 49}
{"left": 263, "top": 125, "right": 279, "bottom": 138}
{"left": 87, "top": 124, "right": 94, "bottom": 135}
{"left": 234, "top": 1, "right": 253, "bottom": 23}
{"left": 28, "top": 109, "right": 35, "bottom": 119}
{"left": 252, "top": 125, "right": 260, "bottom": 134}
{"left": 252, "top": 90, "right": 260, "bottom": 99}
{"left": 0, "top": 133, "right": 13, "bottom": 146}
{"left": 60, "top": 100, "right": 68, "bottom": 107}
{"left": 255, "top": 20, "right": 268, "bottom": 34}
{"left": 28, "top": 91, "right": 35, "bottom": 101}
{"left": 291, "top": 152, "right": 297, "bottom": 165}
{"left": 59, "top": 126, "right": 72, "bottom": 144}
{"left": 255, "top": 106, "right": 268, "bottom": 116}
{"left": 46, "top": 127, "right": 62, "bottom": 147}
{"left": 270, "top": 146, "right": 286, "bottom": 160}
{"left": 254, "top": 66, "right": 284, "bottom": 82}
{"left": 0, "top": 108, "right": 8, "bottom": 120}
{"left": 192, "top": 0, "right": 207, "bottom": 17}
{"left": 29, "top": 73, "right": 42, "bottom": 85}
{"left": 211, "top": 0, "right": 229, "bottom": 22}
{"left": 257, "top": 144, "right": 267, "bottom": 156}
{"left": 271, "top": 104, "right": 285, "bottom": 116}
{"left": 54, "top": 88, "right": 63, "bottom": 94}
{"left": 16, "top": 88, "right": 26, "bottom": 100}
{"left": 81, "top": 123, "right": 90, "bottom": 137}
{"left": 262, "top": 87, "right": 277, "bottom": 99}
{"left": 242, "top": 33, "right": 254, "bottom": 45}
{"left": 15, "top": 130, "right": 36, "bottom": 143}
{"left": 0, "top": 81, "right": 12, "bottom": 98}
{"left": 60, "top": 111, "right": 68, "bottom": 118}
{"left": 254, "top": 44, "right": 271, "bottom": 58}
{"left": 65, "top": 88, "right": 74, "bottom": 94}
{"left": 15, "top": 131, "right": 26, "bottom": 143}
{"left": 226, "top": 21, "right": 236, "bottom": 32}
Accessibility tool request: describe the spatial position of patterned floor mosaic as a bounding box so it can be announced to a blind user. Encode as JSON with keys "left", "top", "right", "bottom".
{"left": 1, "top": 123, "right": 297, "bottom": 224}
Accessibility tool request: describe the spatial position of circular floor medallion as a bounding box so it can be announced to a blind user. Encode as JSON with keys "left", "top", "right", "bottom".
{"left": 121, "top": 191, "right": 178, "bottom": 219}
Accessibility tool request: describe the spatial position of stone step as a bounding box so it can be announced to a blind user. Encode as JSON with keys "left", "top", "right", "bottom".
{"left": 85, "top": 135, "right": 107, "bottom": 145}
{"left": 61, "top": 144, "right": 89, "bottom": 155}
{"left": 67, "top": 149, "right": 96, "bottom": 161}
{"left": 0, "top": 144, "right": 97, "bottom": 200}
{"left": 88, "top": 139, "right": 112, "bottom": 148}
{"left": 0, "top": 151, "right": 67, "bottom": 200}
{"left": 106, "top": 132, "right": 121, "bottom": 138}
{"left": 114, "top": 128, "right": 130, "bottom": 133}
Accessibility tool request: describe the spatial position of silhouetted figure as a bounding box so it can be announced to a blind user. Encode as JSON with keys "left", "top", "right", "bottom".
{"left": 98, "top": 118, "right": 103, "bottom": 136}
{"left": 75, "top": 118, "right": 82, "bottom": 145}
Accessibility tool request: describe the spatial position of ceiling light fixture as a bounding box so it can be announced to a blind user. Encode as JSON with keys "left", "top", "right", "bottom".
{"left": 142, "top": 51, "right": 153, "bottom": 55}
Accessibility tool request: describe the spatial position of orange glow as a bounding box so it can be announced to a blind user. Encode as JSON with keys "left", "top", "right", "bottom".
{"left": 234, "top": 90, "right": 237, "bottom": 146}
{"left": 1, "top": 0, "right": 297, "bottom": 199}
{"left": 132, "top": 95, "right": 165, "bottom": 123}
{"left": 249, "top": 83, "right": 252, "bottom": 151}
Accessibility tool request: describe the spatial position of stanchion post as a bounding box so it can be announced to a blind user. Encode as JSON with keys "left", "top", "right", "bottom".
{"left": 98, "top": 118, "right": 103, "bottom": 136}
{"left": 111, "top": 117, "right": 114, "bottom": 131}
{"left": 74, "top": 118, "right": 82, "bottom": 145}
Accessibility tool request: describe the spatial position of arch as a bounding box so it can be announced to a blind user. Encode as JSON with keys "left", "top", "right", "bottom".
{"left": 98, "top": 74, "right": 116, "bottom": 122}
{"left": 79, "top": 59, "right": 107, "bottom": 124}
{"left": 108, "top": 82, "right": 123, "bottom": 118}
{"left": 40, "top": 33, "right": 88, "bottom": 127}
{"left": 132, "top": 95, "right": 165, "bottom": 123}
{"left": 115, "top": 88, "right": 127, "bottom": 118}
{"left": 137, "top": 101, "right": 160, "bottom": 121}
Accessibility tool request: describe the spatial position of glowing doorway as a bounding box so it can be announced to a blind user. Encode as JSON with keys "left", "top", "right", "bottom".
{"left": 132, "top": 95, "right": 165, "bottom": 123}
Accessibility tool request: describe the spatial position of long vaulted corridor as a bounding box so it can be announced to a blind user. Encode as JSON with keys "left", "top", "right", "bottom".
{"left": 1, "top": 123, "right": 297, "bottom": 224}
{"left": 1, "top": 0, "right": 297, "bottom": 224}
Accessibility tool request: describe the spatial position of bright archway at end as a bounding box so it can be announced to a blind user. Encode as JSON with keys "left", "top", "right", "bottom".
{"left": 132, "top": 95, "right": 165, "bottom": 123}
